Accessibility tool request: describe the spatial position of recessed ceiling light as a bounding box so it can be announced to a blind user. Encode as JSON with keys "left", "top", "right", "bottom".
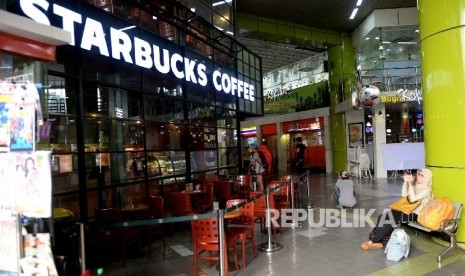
{"left": 349, "top": 8, "right": 358, "bottom": 20}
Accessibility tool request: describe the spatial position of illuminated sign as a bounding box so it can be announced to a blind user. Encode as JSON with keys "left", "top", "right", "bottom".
{"left": 381, "top": 89, "right": 422, "bottom": 104}
{"left": 19, "top": 0, "right": 255, "bottom": 102}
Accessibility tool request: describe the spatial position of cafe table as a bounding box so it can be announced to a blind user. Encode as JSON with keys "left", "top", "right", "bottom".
{"left": 120, "top": 203, "right": 149, "bottom": 220}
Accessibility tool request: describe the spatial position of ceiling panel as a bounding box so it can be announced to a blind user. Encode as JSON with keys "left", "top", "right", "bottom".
{"left": 236, "top": 0, "right": 418, "bottom": 32}
{"left": 236, "top": 0, "right": 418, "bottom": 73}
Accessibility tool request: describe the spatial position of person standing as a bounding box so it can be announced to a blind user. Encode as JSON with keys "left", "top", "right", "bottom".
{"left": 242, "top": 146, "right": 251, "bottom": 173}
{"left": 293, "top": 137, "right": 307, "bottom": 177}
{"left": 250, "top": 144, "right": 265, "bottom": 190}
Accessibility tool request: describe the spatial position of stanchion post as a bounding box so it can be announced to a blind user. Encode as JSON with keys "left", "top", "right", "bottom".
{"left": 258, "top": 189, "right": 283, "bottom": 252}
{"left": 79, "top": 223, "right": 86, "bottom": 274}
{"left": 218, "top": 209, "right": 226, "bottom": 276}
{"left": 305, "top": 170, "right": 315, "bottom": 209}
{"left": 290, "top": 177, "right": 299, "bottom": 228}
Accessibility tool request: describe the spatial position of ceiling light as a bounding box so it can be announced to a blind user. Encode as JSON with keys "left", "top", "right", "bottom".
{"left": 212, "top": 0, "right": 232, "bottom": 7}
{"left": 382, "top": 41, "right": 391, "bottom": 44}
{"left": 365, "top": 37, "right": 370, "bottom": 40}
{"left": 356, "top": 0, "right": 363, "bottom": 6}
{"left": 397, "top": 41, "right": 417, "bottom": 45}
{"left": 349, "top": 8, "right": 358, "bottom": 20}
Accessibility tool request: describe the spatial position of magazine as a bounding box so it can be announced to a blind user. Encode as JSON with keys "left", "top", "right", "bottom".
{"left": 21, "top": 233, "right": 58, "bottom": 276}
{"left": 0, "top": 217, "right": 19, "bottom": 273}
{"left": 0, "top": 82, "right": 39, "bottom": 152}
{"left": 10, "top": 151, "right": 52, "bottom": 218}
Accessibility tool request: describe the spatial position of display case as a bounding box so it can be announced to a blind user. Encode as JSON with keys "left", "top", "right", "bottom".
{"left": 146, "top": 153, "right": 196, "bottom": 184}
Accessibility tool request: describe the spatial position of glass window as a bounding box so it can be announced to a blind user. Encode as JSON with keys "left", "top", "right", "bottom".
{"left": 145, "top": 96, "right": 184, "bottom": 123}
{"left": 0, "top": 52, "right": 37, "bottom": 82}
{"left": 145, "top": 122, "right": 186, "bottom": 151}
{"left": 218, "top": 147, "right": 238, "bottom": 167}
{"left": 216, "top": 108, "right": 236, "bottom": 128}
{"left": 217, "top": 128, "right": 236, "bottom": 148}
{"left": 44, "top": 75, "right": 77, "bottom": 115}
{"left": 191, "top": 150, "right": 217, "bottom": 172}
{"left": 188, "top": 103, "right": 216, "bottom": 126}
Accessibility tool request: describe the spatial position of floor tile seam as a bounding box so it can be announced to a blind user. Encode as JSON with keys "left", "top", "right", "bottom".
{"left": 364, "top": 251, "right": 457, "bottom": 275}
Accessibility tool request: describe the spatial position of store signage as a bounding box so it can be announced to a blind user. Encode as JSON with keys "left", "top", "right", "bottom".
{"left": 381, "top": 89, "right": 422, "bottom": 104}
{"left": 19, "top": 0, "right": 255, "bottom": 102}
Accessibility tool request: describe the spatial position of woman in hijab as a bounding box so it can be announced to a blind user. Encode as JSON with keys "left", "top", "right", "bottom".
{"left": 361, "top": 168, "right": 433, "bottom": 250}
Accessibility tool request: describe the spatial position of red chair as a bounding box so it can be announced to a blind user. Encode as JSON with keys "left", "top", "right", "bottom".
{"left": 94, "top": 208, "right": 141, "bottom": 267}
{"left": 191, "top": 218, "right": 239, "bottom": 275}
{"left": 214, "top": 180, "right": 235, "bottom": 208}
{"left": 145, "top": 195, "right": 165, "bottom": 255}
{"left": 268, "top": 181, "right": 291, "bottom": 233}
{"left": 280, "top": 175, "right": 300, "bottom": 207}
{"left": 268, "top": 181, "right": 291, "bottom": 208}
{"left": 236, "top": 175, "right": 252, "bottom": 198}
{"left": 168, "top": 192, "right": 200, "bottom": 216}
{"left": 196, "top": 184, "right": 214, "bottom": 213}
{"left": 250, "top": 191, "right": 278, "bottom": 241}
{"left": 226, "top": 199, "right": 257, "bottom": 268}
{"left": 168, "top": 192, "right": 200, "bottom": 232}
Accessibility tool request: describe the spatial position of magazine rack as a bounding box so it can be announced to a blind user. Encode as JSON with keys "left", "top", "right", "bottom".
{"left": 0, "top": 81, "right": 57, "bottom": 275}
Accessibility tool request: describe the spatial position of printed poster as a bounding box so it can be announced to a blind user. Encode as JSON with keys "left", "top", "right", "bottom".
{"left": 0, "top": 82, "right": 39, "bottom": 152}
{"left": 10, "top": 151, "right": 52, "bottom": 217}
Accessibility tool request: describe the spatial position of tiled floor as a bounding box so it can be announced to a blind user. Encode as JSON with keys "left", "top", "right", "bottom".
{"left": 92, "top": 173, "right": 465, "bottom": 276}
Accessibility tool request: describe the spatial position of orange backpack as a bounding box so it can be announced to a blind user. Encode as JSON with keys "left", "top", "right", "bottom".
{"left": 417, "top": 198, "right": 454, "bottom": 231}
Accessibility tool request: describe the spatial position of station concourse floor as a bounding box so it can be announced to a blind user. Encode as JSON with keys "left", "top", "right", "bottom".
{"left": 96, "top": 173, "right": 465, "bottom": 276}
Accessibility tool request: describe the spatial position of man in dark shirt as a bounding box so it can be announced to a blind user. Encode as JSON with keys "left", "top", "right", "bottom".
{"left": 294, "top": 137, "right": 306, "bottom": 177}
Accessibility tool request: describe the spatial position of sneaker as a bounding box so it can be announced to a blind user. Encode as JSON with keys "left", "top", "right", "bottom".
{"left": 336, "top": 204, "right": 343, "bottom": 209}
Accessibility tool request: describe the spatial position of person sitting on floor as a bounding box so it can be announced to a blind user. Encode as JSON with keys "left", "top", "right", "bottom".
{"left": 332, "top": 171, "right": 356, "bottom": 208}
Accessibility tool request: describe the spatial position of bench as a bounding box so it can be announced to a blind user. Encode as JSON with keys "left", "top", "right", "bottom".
{"left": 404, "top": 201, "right": 463, "bottom": 262}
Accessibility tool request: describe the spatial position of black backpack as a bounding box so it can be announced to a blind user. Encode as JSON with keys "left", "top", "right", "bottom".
{"left": 257, "top": 150, "right": 269, "bottom": 171}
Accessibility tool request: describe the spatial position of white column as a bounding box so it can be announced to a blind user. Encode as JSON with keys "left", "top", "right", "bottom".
{"left": 373, "top": 104, "right": 387, "bottom": 178}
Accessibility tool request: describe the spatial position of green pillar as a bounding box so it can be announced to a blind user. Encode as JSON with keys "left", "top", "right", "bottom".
{"left": 419, "top": 0, "right": 465, "bottom": 242}
{"left": 328, "top": 33, "right": 357, "bottom": 174}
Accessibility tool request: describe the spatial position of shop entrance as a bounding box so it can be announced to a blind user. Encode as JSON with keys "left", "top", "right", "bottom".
{"left": 288, "top": 132, "right": 326, "bottom": 173}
